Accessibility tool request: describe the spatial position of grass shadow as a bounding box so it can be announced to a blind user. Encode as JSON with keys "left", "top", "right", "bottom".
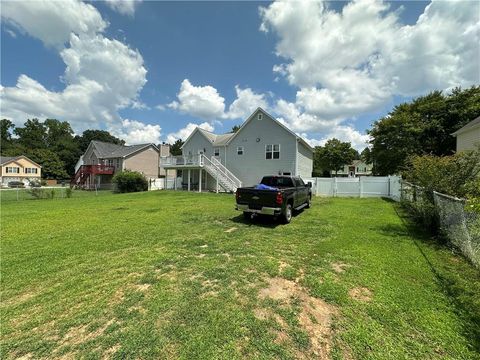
{"left": 230, "top": 214, "right": 281, "bottom": 229}
{"left": 392, "top": 202, "right": 480, "bottom": 353}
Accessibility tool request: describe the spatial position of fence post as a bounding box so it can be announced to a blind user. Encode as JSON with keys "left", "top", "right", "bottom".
{"left": 333, "top": 177, "right": 337, "bottom": 197}
{"left": 359, "top": 176, "right": 363, "bottom": 198}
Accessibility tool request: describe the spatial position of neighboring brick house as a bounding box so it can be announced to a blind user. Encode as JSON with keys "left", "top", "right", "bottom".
{"left": 0, "top": 155, "right": 42, "bottom": 186}
{"left": 73, "top": 141, "right": 162, "bottom": 189}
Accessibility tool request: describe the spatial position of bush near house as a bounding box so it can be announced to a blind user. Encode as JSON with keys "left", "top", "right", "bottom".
{"left": 112, "top": 170, "right": 148, "bottom": 193}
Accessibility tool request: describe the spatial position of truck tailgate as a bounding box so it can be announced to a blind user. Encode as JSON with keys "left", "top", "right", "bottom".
{"left": 236, "top": 188, "right": 279, "bottom": 209}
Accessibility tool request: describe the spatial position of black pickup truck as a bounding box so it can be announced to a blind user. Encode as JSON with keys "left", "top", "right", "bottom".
{"left": 235, "top": 175, "right": 312, "bottom": 223}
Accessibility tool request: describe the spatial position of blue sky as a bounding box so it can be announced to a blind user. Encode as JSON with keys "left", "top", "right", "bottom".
{"left": 1, "top": 0, "right": 478, "bottom": 149}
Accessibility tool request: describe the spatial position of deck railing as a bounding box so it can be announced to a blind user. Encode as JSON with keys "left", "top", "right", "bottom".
{"left": 160, "top": 155, "right": 200, "bottom": 166}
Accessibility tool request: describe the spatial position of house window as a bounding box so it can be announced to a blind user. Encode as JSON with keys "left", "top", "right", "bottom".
{"left": 108, "top": 159, "right": 114, "bottom": 166}
{"left": 258, "top": 113, "right": 263, "bottom": 120}
{"left": 266, "top": 144, "right": 280, "bottom": 159}
{"left": 25, "top": 168, "right": 38, "bottom": 174}
{"left": 237, "top": 146, "right": 244, "bottom": 155}
{"left": 6, "top": 167, "right": 20, "bottom": 174}
{"left": 116, "top": 159, "right": 120, "bottom": 168}
{"left": 214, "top": 148, "right": 220, "bottom": 156}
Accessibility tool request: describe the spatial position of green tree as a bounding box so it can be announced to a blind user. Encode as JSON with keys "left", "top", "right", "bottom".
{"left": 169, "top": 139, "right": 184, "bottom": 156}
{"left": 44, "top": 119, "right": 79, "bottom": 176}
{"left": 27, "top": 149, "right": 68, "bottom": 179}
{"left": 368, "top": 86, "right": 480, "bottom": 175}
{"left": 75, "top": 129, "right": 125, "bottom": 153}
{"left": 1, "top": 119, "right": 17, "bottom": 154}
{"left": 14, "top": 119, "right": 47, "bottom": 149}
{"left": 360, "top": 147, "right": 372, "bottom": 163}
{"left": 314, "top": 138, "right": 357, "bottom": 176}
{"left": 231, "top": 125, "right": 241, "bottom": 133}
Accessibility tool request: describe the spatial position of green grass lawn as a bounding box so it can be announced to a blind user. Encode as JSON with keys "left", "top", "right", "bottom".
{"left": 1, "top": 191, "right": 479, "bottom": 359}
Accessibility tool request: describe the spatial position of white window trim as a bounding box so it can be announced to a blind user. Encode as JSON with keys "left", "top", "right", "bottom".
{"left": 265, "top": 144, "right": 280, "bottom": 160}
{"left": 237, "top": 146, "right": 244, "bottom": 155}
{"left": 214, "top": 148, "right": 220, "bottom": 156}
{"left": 6, "top": 167, "right": 20, "bottom": 174}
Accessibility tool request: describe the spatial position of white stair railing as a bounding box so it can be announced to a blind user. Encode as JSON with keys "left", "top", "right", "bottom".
{"left": 210, "top": 156, "right": 242, "bottom": 189}
{"left": 200, "top": 155, "right": 241, "bottom": 192}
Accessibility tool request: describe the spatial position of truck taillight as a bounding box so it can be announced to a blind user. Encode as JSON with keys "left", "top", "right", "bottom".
{"left": 276, "top": 191, "right": 283, "bottom": 205}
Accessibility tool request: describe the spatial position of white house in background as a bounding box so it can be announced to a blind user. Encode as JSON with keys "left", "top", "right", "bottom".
{"left": 332, "top": 160, "right": 373, "bottom": 178}
{"left": 452, "top": 116, "right": 480, "bottom": 152}
{"left": 160, "top": 108, "right": 314, "bottom": 192}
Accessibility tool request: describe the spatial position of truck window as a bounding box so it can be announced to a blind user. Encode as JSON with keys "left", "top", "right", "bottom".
{"left": 261, "top": 176, "right": 294, "bottom": 188}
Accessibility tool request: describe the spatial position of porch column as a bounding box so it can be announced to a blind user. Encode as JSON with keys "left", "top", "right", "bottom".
{"left": 199, "top": 169, "right": 202, "bottom": 193}
{"left": 174, "top": 171, "right": 177, "bottom": 191}
{"left": 205, "top": 171, "right": 208, "bottom": 191}
{"left": 188, "top": 169, "right": 191, "bottom": 191}
{"left": 216, "top": 168, "right": 219, "bottom": 193}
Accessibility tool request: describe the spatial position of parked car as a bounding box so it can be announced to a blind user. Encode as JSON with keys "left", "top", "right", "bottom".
{"left": 235, "top": 175, "right": 312, "bottom": 224}
{"left": 8, "top": 181, "right": 25, "bottom": 188}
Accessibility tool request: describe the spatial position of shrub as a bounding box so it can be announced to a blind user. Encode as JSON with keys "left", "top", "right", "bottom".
{"left": 402, "top": 146, "right": 480, "bottom": 233}
{"left": 49, "top": 189, "right": 55, "bottom": 199}
{"left": 27, "top": 188, "right": 45, "bottom": 199}
{"left": 66, "top": 187, "right": 73, "bottom": 198}
{"left": 112, "top": 170, "right": 148, "bottom": 193}
{"left": 403, "top": 147, "right": 480, "bottom": 198}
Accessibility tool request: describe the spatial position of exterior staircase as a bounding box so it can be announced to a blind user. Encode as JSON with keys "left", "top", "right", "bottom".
{"left": 200, "top": 155, "right": 242, "bottom": 193}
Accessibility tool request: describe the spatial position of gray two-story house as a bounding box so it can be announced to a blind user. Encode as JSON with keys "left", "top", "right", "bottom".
{"left": 161, "top": 108, "right": 314, "bottom": 192}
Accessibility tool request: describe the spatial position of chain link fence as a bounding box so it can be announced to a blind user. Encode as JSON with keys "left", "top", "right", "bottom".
{"left": 434, "top": 191, "right": 480, "bottom": 268}
{"left": 0, "top": 187, "right": 113, "bottom": 202}
{"left": 401, "top": 181, "right": 479, "bottom": 268}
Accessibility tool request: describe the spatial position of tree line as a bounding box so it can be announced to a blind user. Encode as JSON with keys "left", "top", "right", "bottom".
{"left": 1, "top": 119, "right": 125, "bottom": 179}
{"left": 313, "top": 86, "right": 480, "bottom": 176}
{"left": 1, "top": 86, "right": 478, "bottom": 179}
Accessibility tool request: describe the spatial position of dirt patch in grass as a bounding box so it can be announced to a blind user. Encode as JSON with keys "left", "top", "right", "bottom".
{"left": 58, "top": 319, "right": 116, "bottom": 350}
{"left": 134, "top": 283, "right": 151, "bottom": 292}
{"left": 278, "top": 261, "right": 289, "bottom": 272}
{"left": 224, "top": 227, "right": 237, "bottom": 233}
{"left": 258, "top": 277, "right": 338, "bottom": 359}
{"left": 102, "top": 344, "right": 121, "bottom": 359}
{"left": 348, "top": 287, "right": 372, "bottom": 302}
{"left": 331, "top": 262, "right": 351, "bottom": 274}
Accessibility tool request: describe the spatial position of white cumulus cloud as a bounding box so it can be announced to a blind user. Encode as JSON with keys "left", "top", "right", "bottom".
{"left": 169, "top": 80, "right": 269, "bottom": 122}
{"left": 110, "top": 119, "right": 161, "bottom": 145}
{"left": 1, "top": 0, "right": 106, "bottom": 48}
{"left": 168, "top": 79, "right": 226, "bottom": 121}
{"left": 0, "top": 0, "right": 152, "bottom": 144}
{"left": 105, "top": 0, "right": 143, "bottom": 16}
{"left": 166, "top": 122, "right": 214, "bottom": 144}
{"left": 260, "top": 0, "right": 480, "bottom": 133}
{"left": 225, "top": 86, "right": 269, "bottom": 119}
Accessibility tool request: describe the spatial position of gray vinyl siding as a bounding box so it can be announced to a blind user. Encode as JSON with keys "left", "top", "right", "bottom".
{"left": 297, "top": 141, "right": 313, "bottom": 179}
{"left": 182, "top": 130, "right": 215, "bottom": 160}
{"left": 226, "top": 111, "right": 297, "bottom": 187}
{"left": 456, "top": 127, "right": 480, "bottom": 152}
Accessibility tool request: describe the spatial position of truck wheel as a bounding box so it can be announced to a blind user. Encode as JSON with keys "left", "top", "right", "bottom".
{"left": 306, "top": 196, "right": 312, "bottom": 208}
{"left": 281, "top": 204, "right": 292, "bottom": 224}
{"left": 243, "top": 212, "right": 252, "bottom": 220}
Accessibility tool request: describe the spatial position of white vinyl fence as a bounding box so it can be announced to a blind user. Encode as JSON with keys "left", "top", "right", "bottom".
{"left": 149, "top": 178, "right": 181, "bottom": 190}
{"left": 303, "top": 176, "right": 401, "bottom": 199}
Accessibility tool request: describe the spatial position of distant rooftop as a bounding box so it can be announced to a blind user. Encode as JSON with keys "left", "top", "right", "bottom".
{"left": 91, "top": 141, "right": 157, "bottom": 158}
